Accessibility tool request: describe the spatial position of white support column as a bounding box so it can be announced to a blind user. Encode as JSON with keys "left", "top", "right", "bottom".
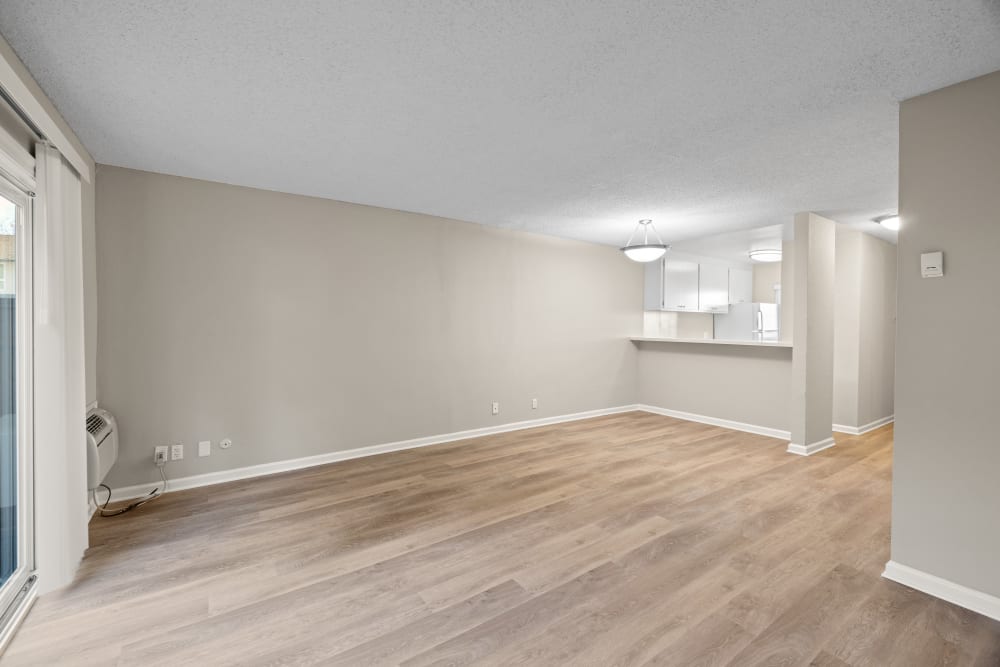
{"left": 788, "top": 212, "right": 836, "bottom": 455}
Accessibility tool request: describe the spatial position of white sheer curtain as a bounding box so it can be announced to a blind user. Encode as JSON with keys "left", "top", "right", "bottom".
{"left": 32, "top": 142, "right": 87, "bottom": 593}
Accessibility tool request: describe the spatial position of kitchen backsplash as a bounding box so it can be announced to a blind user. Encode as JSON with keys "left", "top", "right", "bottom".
{"left": 643, "top": 311, "right": 715, "bottom": 339}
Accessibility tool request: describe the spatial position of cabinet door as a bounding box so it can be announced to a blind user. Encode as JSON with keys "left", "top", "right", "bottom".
{"left": 662, "top": 259, "right": 699, "bottom": 311}
{"left": 729, "top": 268, "right": 752, "bottom": 305}
{"left": 699, "top": 264, "right": 729, "bottom": 312}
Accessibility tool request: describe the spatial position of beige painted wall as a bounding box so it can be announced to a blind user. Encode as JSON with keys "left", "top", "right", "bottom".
{"left": 636, "top": 342, "right": 792, "bottom": 432}
{"left": 892, "top": 70, "right": 1000, "bottom": 597}
{"left": 790, "top": 213, "right": 836, "bottom": 449}
{"left": 97, "top": 166, "right": 642, "bottom": 488}
{"left": 780, "top": 240, "right": 794, "bottom": 342}
{"left": 833, "top": 227, "right": 896, "bottom": 429}
{"left": 642, "top": 311, "right": 714, "bottom": 339}
{"left": 751, "top": 261, "right": 781, "bottom": 303}
{"left": 857, "top": 232, "right": 896, "bottom": 425}
{"left": 833, "top": 227, "right": 862, "bottom": 427}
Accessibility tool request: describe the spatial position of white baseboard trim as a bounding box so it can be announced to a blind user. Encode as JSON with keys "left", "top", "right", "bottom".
{"left": 786, "top": 437, "right": 836, "bottom": 456}
{"left": 833, "top": 415, "right": 894, "bottom": 436}
{"left": 883, "top": 560, "right": 1000, "bottom": 622}
{"left": 636, "top": 404, "right": 790, "bottom": 441}
{"left": 101, "top": 405, "right": 642, "bottom": 503}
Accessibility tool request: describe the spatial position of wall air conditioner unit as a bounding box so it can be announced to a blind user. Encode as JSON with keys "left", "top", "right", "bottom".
{"left": 86, "top": 408, "right": 118, "bottom": 491}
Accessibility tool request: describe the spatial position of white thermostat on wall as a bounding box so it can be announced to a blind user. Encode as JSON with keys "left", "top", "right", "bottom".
{"left": 921, "top": 251, "right": 944, "bottom": 278}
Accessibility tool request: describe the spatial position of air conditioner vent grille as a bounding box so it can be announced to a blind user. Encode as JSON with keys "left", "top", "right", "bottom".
{"left": 86, "top": 408, "right": 118, "bottom": 490}
{"left": 86, "top": 413, "right": 108, "bottom": 436}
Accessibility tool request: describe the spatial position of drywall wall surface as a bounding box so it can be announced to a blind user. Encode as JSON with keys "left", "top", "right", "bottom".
{"left": 833, "top": 226, "right": 862, "bottom": 427}
{"left": 892, "top": 70, "right": 1000, "bottom": 597}
{"left": 97, "top": 166, "right": 642, "bottom": 488}
{"left": 636, "top": 342, "right": 792, "bottom": 432}
{"left": 752, "top": 261, "right": 781, "bottom": 303}
{"left": 675, "top": 313, "right": 714, "bottom": 340}
{"left": 780, "top": 240, "right": 794, "bottom": 342}
{"left": 642, "top": 311, "right": 714, "bottom": 339}
{"left": 833, "top": 226, "right": 896, "bottom": 429}
{"left": 789, "top": 213, "right": 835, "bottom": 449}
{"left": 857, "top": 233, "right": 896, "bottom": 426}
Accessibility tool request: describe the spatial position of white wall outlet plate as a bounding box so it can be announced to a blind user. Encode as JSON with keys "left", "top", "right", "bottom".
{"left": 491, "top": 401, "right": 499, "bottom": 416}
{"left": 154, "top": 446, "right": 169, "bottom": 465}
{"left": 219, "top": 438, "right": 232, "bottom": 450}
{"left": 198, "top": 440, "right": 211, "bottom": 457}
{"left": 170, "top": 443, "right": 184, "bottom": 460}
{"left": 531, "top": 398, "right": 538, "bottom": 409}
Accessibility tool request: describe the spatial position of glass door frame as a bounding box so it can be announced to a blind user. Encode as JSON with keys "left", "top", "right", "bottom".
{"left": 0, "top": 175, "right": 33, "bottom": 619}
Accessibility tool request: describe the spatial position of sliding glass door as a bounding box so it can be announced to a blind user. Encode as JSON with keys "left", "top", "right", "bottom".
{"left": 0, "top": 177, "right": 32, "bottom": 623}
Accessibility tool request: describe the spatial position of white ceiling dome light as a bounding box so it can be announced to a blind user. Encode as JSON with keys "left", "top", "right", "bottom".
{"left": 621, "top": 219, "right": 670, "bottom": 262}
{"left": 874, "top": 214, "right": 900, "bottom": 231}
{"left": 748, "top": 241, "right": 782, "bottom": 263}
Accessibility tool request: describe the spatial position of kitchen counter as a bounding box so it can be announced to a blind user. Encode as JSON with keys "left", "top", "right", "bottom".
{"left": 630, "top": 336, "right": 793, "bottom": 348}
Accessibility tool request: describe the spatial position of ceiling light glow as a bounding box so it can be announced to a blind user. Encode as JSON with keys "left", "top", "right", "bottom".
{"left": 875, "top": 214, "right": 900, "bottom": 231}
{"left": 748, "top": 249, "right": 782, "bottom": 262}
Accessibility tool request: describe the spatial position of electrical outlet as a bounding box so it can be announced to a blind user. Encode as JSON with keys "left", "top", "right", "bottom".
{"left": 154, "top": 446, "right": 169, "bottom": 465}
{"left": 219, "top": 438, "right": 232, "bottom": 450}
{"left": 170, "top": 443, "right": 184, "bottom": 461}
{"left": 531, "top": 398, "right": 538, "bottom": 410}
{"left": 198, "top": 440, "right": 211, "bottom": 457}
{"left": 491, "top": 401, "right": 499, "bottom": 416}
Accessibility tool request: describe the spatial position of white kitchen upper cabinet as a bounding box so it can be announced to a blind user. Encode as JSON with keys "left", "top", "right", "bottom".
{"left": 699, "top": 264, "right": 730, "bottom": 313}
{"left": 662, "top": 259, "right": 700, "bottom": 312}
{"left": 729, "top": 268, "right": 752, "bottom": 305}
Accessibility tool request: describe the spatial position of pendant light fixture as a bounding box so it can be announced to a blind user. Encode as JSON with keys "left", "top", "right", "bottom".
{"left": 620, "top": 219, "right": 670, "bottom": 262}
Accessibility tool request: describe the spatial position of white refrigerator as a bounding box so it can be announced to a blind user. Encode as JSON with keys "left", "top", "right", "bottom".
{"left": 713, "top": 302, "right": 780, "bottom": 342}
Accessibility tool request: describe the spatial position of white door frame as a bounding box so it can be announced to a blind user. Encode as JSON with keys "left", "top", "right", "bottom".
{"left": 0, "top": 168, "right": 35, "bottom": 645}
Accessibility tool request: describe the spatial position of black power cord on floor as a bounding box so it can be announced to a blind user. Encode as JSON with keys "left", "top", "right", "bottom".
{"left": 92, "top": 465, "right": 168, "bottom": 517}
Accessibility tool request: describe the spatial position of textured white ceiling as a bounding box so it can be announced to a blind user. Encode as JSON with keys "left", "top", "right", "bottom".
{"left": 671, "top": 224, "right": 786, "bottom": 266}
{"left": 2, "top": 1, "right": 999, "bottom": 246}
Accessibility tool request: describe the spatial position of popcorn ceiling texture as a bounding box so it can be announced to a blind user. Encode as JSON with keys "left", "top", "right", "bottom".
{"left": 1, "top": 1, "right": 998, "bottom": 245}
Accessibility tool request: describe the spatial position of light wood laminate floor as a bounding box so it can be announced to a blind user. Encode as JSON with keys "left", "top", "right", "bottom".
{"left": 6, "top": 412, "right": 1000, "bottom": 665}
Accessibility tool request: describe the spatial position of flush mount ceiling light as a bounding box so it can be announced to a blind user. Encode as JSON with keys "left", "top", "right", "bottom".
{"left": 620, "top": 219, "right": 670, "bottom": 262}
{"left": 748, "top": 248, "right": 782, "bottom": 263}
{"left": 874, "top": 214, "right": 900, "bottom": 231}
